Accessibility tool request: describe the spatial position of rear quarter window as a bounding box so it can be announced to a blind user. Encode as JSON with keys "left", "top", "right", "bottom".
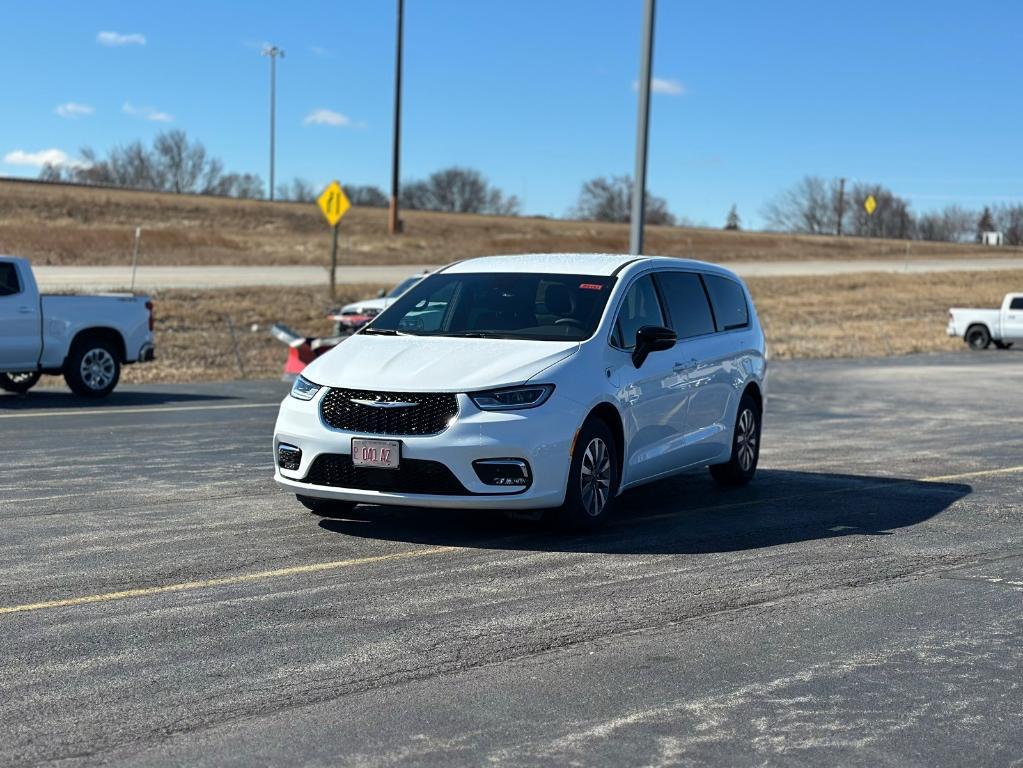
{"left": 0, "top": 263, "right": 21, "bottom": 297}
{"left": 703, "top": 274, "right": 749, "bottom": 331}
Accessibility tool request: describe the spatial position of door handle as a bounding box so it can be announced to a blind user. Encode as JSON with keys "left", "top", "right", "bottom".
{"left": 17, "top": 306, "right": 34, "bottom": 314}
{"left": 673, "top": 359, "right": 697, "bottom": 372}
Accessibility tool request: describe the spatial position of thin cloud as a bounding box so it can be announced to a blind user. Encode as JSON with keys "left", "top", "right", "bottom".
{"left": 122, "top": 102, "right": 173, "bottom": 122}
{"left": 633, "top": 77, "right": 686, "bottom": 96}
{"left": 309, "top": 45, "right": 331, "bottom": 58}
{"left": 303, "top": 108, "right": 351, "bottom": 127}
{"left": 97, "top": 31, "right": 146, "bottom": 46}
{"left": 3, "top": 148, "right": 85, "bottom": 168}
{"left": 55, "top": 102, "right": 94, "bottom": 118}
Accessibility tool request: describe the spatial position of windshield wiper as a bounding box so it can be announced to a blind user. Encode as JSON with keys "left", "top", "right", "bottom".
{"left": 360, "top": 327, "right": 407, "bottom": 336}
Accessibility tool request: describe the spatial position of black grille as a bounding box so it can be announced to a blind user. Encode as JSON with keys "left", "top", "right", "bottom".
{"left": 303, "top": 454, "right": 469, "bottom": 495}
{"left": 319, "top": 388, "right": 458, "bottom": 436}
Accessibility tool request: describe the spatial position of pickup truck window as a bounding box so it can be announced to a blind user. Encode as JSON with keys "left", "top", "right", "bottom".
{"left": 0, "top": 263, "right": 21, "bottom": 296}
{"left": 1010, "top": 297, "right": 1023, "bottom": 310}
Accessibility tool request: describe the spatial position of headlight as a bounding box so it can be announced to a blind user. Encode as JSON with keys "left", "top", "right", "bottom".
{"left": 290, "top": 375, "right": 321, "bottom": 401}
{"left": 469, "top": 384, "right": 554, "bottom": 411}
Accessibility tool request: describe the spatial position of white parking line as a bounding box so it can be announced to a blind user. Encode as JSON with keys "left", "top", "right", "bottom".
{"left": 0, "top": 402, "right": 280, "bottom": 420}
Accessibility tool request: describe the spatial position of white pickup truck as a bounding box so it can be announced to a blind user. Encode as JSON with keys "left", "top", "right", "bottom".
{"left": 0, "top": 255, "right": 155, "bottom": 397}
{"left": 947, "top": 292, "right": 1023, "bottom": 350}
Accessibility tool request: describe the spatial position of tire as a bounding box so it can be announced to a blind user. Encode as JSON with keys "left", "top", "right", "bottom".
{"left": 64, "top": 338, "right": 121, "bottom": 398}
{"left": 965, "top": 325, "right": 991, "bottom": 351}
{"left": 709, "top": 392, "right": 762, "bottom": 488}
{"left": 0, "top": 371, "right": 41, "bottom": 394}
{"left": 554, "top": 418, "right": 619, "bottom": 531}
{"left": 296, "top": 494, "right": 357, "bottom": 517}
{"left": 994, "top": 340, "right": 1014, "bottom": 350}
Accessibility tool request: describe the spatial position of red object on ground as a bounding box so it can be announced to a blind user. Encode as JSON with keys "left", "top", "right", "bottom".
{"left": 271, "top": 323, "right": 345, "bottom": 381}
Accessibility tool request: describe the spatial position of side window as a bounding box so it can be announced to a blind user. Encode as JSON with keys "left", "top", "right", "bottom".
{"left": 703, "top": 274, "right": 749, "bottom": 331}
{"left": 1010, "top": 297, "right": 1023, "bottom": 311}
{"left": 0, "top": 263, "right": 21, "bottom": 297}
{"left": 656, "top": 272, "right": 716, "bottom": 339}
{"left": 613, "top": 275, "right": 665, "bottom": 349}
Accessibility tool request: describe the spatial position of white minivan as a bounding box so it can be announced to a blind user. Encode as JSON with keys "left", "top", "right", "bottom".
{"left": 273, "top": 254, "right": 767, "bottom": 529}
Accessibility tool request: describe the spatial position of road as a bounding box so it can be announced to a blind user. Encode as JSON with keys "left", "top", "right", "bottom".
{"left": 32, "top": 256, "right": 1023, "bottom": 291}
{"left": 1, "top": 353, "right": 1022, "bottom": 766}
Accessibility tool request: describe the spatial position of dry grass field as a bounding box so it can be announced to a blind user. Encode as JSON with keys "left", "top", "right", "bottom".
{"left": 67, "top": 269, "right": 1017, "bottom": 386}
{"left": 3, "top": 178, "right": 1020, "bottom": 267}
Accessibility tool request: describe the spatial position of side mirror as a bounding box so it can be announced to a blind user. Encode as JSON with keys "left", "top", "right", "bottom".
{"left": 376, "top": 289, "right": 387, "bottom": 298}
{"left": 632, "top": 325, "right": 677, "bottom": 368}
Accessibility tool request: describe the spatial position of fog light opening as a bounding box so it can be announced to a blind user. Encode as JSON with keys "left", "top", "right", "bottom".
{"left": 473, "top": 459, "right": 532, "bottom": 488}
{"left": 278, "top": 443, "right": 302, "bottom": 471}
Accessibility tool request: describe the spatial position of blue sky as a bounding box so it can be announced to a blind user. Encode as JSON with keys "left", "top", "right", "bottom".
{"left": 2, "top": 0, "right": 1022, "bottom": 228}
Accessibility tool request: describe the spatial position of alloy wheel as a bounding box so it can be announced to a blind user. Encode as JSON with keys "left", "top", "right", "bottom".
{"left": 580, "top": 437, "right": 612, "bottom": 517}
{"left": 736, "top": 408, "right": 758, "bottom": 472}
{"left": 80, "top": 348, "right": 116, "bottom": 391}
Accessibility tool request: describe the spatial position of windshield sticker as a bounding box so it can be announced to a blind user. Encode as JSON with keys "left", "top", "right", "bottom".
{"left": 579, "top": 283, "right": 604, "bottom": 290}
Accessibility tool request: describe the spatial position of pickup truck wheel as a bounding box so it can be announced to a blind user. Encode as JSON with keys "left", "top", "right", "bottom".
{"left": 64, "top": 340, "right": 120, "bottom": 398}
{"left": 0, "top": 371, "right": 41, "bottom": 394}
{"left": 994, "top": 341, "right": 1014, "bottom": 350}
{"left": 965, "top": 325, "right": 991, "bottom": 351}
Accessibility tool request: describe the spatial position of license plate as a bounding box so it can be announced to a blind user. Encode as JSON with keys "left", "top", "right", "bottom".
{"left": 351, "top": 438, "right": 400, "bottom": 469}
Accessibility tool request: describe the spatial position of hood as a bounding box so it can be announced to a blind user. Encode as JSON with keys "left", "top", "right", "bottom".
{"left": 302, "top": 334, "right": 579, "bottom": 392}
{"left": 340, "top": 297, "right": 393, "bottom": 314}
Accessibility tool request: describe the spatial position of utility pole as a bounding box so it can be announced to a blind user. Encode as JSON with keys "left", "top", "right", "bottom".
{"left": 836, "top": 177, "right": 846, "bottom": 236}
{"left": 629, "top": 0, "right": 656, "bottom": 255}
{"left": 388, "top": 0, "right": 405, "bottom": 234}
{"left": 262, "top": 45, "right": 284, "bottom": 201}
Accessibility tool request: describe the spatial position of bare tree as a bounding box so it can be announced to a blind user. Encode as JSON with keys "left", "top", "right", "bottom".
{"left": 762, "top": 176, "right": 843, "bottom": 234}
{"left": 346, "top": 185, "right": 388, "bottom": 207}
{"left": 573, "top": 175, "right": 675, "bottom": 226}
{"left": 153, "top": 130, "right": 209, "bottom": 193}
{"left": 916, "top": 205, "right": 976, "bottom": 242}
{"left": 846, "top": 183, "right": 913, "bottom": 239}
{"left": 399, "top": 167, "right": 519, "bottom": 215}
{"left": 994, "top": 204, "right": 1023, "bottom": 245}
{"left": 275, "top": 178, "right": 316, "bottom": 202}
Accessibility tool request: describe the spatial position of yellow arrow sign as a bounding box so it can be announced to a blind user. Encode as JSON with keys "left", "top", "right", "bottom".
{"left": 317, "top": 181, "right": 351, "bottom": 227}
{"left": 864, "top": 194, "right": 877, "bottom": 215}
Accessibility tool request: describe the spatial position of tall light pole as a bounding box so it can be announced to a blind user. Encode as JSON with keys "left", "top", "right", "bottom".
{"left": 388, "top": 0, "right": 404, "bottom": 234}
{"left": 629, "top": 0, "right": 655, "bottom": 255}
{"left": 262, "top": 44, "right": 284, "bottom": 202}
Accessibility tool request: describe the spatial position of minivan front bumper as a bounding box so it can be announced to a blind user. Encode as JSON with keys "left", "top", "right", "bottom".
{"left": 273, "top": 389, "right": 584, "bottom": 510}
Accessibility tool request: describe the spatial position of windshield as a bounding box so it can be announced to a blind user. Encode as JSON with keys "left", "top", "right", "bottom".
{"left": 387, "top": 276, "right": 424, "bottom": 298}
{"left": 367, "top": 272, "right": 616, "bottom": 341}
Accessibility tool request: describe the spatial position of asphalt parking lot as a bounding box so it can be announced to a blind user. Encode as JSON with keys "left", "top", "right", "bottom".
{"left": 1, "top": 353, "right": 1022, "bottom": 767}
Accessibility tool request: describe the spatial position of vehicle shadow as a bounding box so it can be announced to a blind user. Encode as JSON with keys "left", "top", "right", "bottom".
{"left": 316, "top": 469, "right": 970, "bottom": 555}
{"left": 0, "top": 389, "right": 239, "bottom": 410}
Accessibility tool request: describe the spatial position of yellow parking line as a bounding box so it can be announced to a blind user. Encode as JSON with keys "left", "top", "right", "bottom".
{"left": 920, "top": 465, "right": 1023, "bottom": 482}
{"left": 0, "top": 546, "right": 454, "bottom": 616}
{"left": 0, "top": 402, "right": 280, "bottom": 420}
{"left": 2, "top": 464, "right": 1021, "bottom": 618}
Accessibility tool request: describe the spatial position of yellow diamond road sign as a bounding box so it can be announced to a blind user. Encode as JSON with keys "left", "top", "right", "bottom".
{"left": 317, "top": 181, "right": 351, "bottom": 227}
{"left": 864, "top": 194, "right": 877, "bottom": 215}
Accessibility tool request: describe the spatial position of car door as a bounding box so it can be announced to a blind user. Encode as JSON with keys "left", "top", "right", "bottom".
{"left": 608, "top": 273, "right": 686, "bottom": 486}
{"left": 679, "top": 274, "right": 751, "bottom": 465}
{"left": 0, "top": 262, "right": 41, "bottom": 371}
{"left": 1004, "top": 296, "right": 1023, "bottom": 341}
{"left": 653, "top": 271, "right": 729, "bottom": 466}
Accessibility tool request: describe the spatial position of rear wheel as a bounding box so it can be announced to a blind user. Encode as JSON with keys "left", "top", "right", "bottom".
{"left": 965, "top": 325, "right": 991, "bottom": 351}
{"left": 0, "top": 371, "right": 41, "bottom": 394}
{"left": 710, "top": 392, "right": 761, "bottom": 488}
{"left": 296, "top": 494, "right": 357, "bottom": 517}
{"left": 993, "top": 340, "right": 1014, "bottom": 350}
{"left": 554, "top": 418, "right": 618, "bottom": 531}
{"left": 64, "top": 338, "right": 120, "bottom": 398}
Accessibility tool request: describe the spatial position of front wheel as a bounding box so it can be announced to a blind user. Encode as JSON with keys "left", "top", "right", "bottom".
{"left": 993, "top": 340, "right": 1014, "bottom": 350}
{"left": 0, "top": 371, "right": 41, "bottom": 394}
{"left": 64, "top": 339, "right": 121, "bottom": 398}
{"left": 554, "top": 418, "right": 618, "bottom": 531}
{"left": 710, "top": 393, "right": 761, "bottom": 488}
{"left": 965, "top": 325, "right": 991, "bottom": 351}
